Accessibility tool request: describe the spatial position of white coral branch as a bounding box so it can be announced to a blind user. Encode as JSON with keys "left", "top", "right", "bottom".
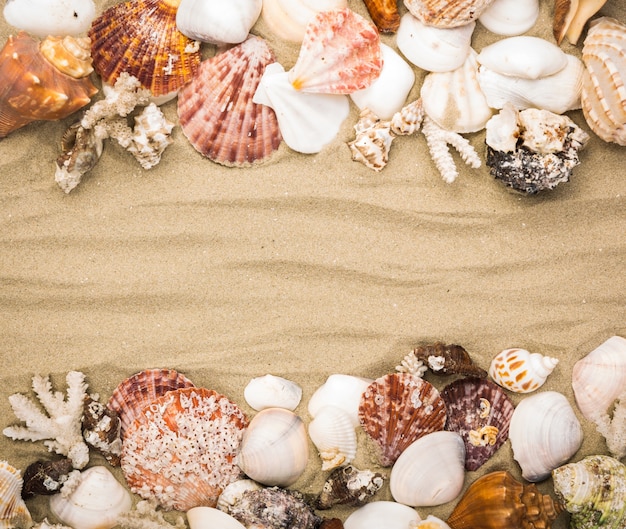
{"left": 395, "top": 351, "right": 428, "bottom": 378}
{"left": 592, "top": 391, "right": 626, "bottom": 459}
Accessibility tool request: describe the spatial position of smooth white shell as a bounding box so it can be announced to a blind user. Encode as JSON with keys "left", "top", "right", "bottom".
{"left": 389, "top": 431, "right": 466, "bottom": 507}
{"left": 307, "top": 374, "right": 373, "bottom": 426}
{"left": 344, "top": 501, "right": 421, "bottom": 529}
{"left": 243, "top": 374, "right": 302, "bottom": 411}
{"left": 187, "top": 506, "right": 246, "bottom": 529}
{"left": 478, "top": 0, "right": 539, "bottom": 36}
{"left": 489, "top": 348, "right": 559, "bottom": 393}
{"left": 308, "top": 405, "right": 357, "bottom": 470}
{"left": 3, "top": 0, "right": 96, "bottom": 37}
{"left": 49, "top": 466, "right": 132, "bottom": 529}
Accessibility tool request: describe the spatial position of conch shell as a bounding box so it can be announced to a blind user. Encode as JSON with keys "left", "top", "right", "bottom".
{"left": 553, "top": 0, "right": 608, "bottom": 45}
{"left": 489, "top": 348, "right": 559, "bottom": 393}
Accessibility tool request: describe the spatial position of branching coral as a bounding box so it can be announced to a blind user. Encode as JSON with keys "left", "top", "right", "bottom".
{"left": 395, "top": 351, "right": 428, "bottom": 378}
{"left": 592, "top": 391, "right": 626, "bottom": 459}
{"left": 117, "top": 501, "right": 186, "bottom": 529}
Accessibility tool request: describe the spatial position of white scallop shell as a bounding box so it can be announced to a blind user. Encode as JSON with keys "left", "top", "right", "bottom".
{"left": 489, "top": 348, "right": 559, "bottom": 393}
{"left": 389, "top": 431, "right": 466, "bottom": 507}
{"left": 307, "top": 374, "right": 373, "bottom": 426}
{"left": 478, "top": 0, "right": 539, "bottom": 36}
{"left": 236, "top": 408, "right": 309, "bottom": 487}
{"left": 572, "top": 335, "right": 626, "bottom": 422}
{"left": 243, "top": 374, "right": 302, "bottom": 411}
{"left": 509, "top": 391, "right": 583, "bottom": 482}
{"left": 344, "top": 501, "right": 421, "bottom": 529}
{"left": 49, "top": 466, "right": 132, "bottom": 529}
{"left": 0, "top": 461, "right": 32, "bottom": 529}
{"left": 3, "top": 0, "right": 96, "bottom": 37}
{"left": 396, "top": 13, "right": 475, "bottom": 73}
{"left": 308, "top": 405, "right": 357, "bottom": 470}
{"left": 187, "top": 506, "right": 246, "bottom": 529}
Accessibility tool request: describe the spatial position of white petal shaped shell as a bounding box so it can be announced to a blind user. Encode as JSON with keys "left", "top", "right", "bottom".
{"left": 489, "top": 348, "right": 559, "bottom": 393}
{"left": 3, "top": 0, "right": 96, "bottom": 37}
{"left": 187, "top": 506, "right": 246, "bottom": 529}
{"left": 308, "top": 405, "right": 357, "bottom": 470}
{"left": 344, "top": 501, "right": 421, "bottom": 529}
{"left": 244, "top": 374, "right": 302, "bottom": 411}
{"left": 478, "top": 0, "right": 539, "bottom": 36}
{"left": 307, "top": 374, "right": 373, "bottom": 427}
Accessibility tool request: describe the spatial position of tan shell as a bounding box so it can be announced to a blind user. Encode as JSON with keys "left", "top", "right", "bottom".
{"left": 403, "top": 0, "right": 498, "bottom": 28}
{"left": 363, "top": 0, "right": 401, "bottom": 33}
{"left": 553, "top": 0, "right": 608, "bottom": 45}
{"left": 0, "top": 461, "right": 32, "bottom": 529}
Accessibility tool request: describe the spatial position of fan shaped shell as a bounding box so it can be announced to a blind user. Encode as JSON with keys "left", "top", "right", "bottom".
{"left": 308, "top": 405, "right": 357, "bottom": 470}
{"left": 403, "top": 0, "right": 497, "bottom": 28}
{"left": 0, "top": 461, "right": 32, "bottom": 529}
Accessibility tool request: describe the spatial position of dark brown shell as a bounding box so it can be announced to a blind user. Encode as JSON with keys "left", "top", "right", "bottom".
{"left": 411, "top": 343, "right": 487, "bottom": 377}
{"left": 363, "top": 0, "right": 400, "bottom": 33}
{"left": 314, "top": 465, "right": 384, "bottom": 510}
{"left": 82, "top": 394, "right": 122, "bottom": 465}
{"left": 21, "top": 459, "right": 74, "bottom": 499}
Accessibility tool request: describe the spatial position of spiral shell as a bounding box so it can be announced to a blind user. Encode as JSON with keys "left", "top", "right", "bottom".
{"left": 314, "top": 465, "right": 384, "bottom": 510}
{"left": 489, "top": 348, "right": 559, "bottom": 393}
{"left": 0, "top": 461, "right": 32, "bottom": 529}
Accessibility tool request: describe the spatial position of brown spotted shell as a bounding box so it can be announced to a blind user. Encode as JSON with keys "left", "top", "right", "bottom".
{"left": 403, "top": 0, "right": 497, "bottom": 28}
{"left": 362, "top": 0, "right": 400, "bottom": 33}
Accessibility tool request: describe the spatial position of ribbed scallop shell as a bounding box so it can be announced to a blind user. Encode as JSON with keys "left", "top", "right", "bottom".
{"left": 121, "top": 387, "right": 248, "bottom": 511}
{"left": 489, "top": 348, "right": 559, "bottom": 393}
{"left": 441, "top": 377, "right": 514, "bottom": 471}
{"left": 0, "top": 461, "right": 32, "bottom": 529}
{"left": 107, "top": 368, "right": 195, "bottom": 436}
{"left": 178, "top": 35, "right": 282, "bottom": 166}
{"left": 363, "top": 0, "right": 401, "bottom": 33}
{"left": 88, "top": 0, "right": 200, "bottom": 98}
{"left": 308, "top": 405, "right": 357, "bottom": 470}
{"left": 580, "top": 17, "right": 626, "bottom": 146}
{"left": 358, "top": 373, "right": 447, "bottom": 467}
{"left": 403, "top": 0, "right": 497, "bottom": 28}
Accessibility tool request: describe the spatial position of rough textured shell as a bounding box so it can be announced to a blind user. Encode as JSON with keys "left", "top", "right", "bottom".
{"left": 314, "top": 465, "right": 384, "bottom": 510}
{"left": 358, "top": 373, "right": 447, "bottom": 466}
{"left": 403, "top": 0, "right": 497, "bottom": 28}
{"left": 478, "top": 0, "right": 539, "bottom": 36}
{"left": 88, "top": 0, "right": 201, "bottom": 98}
{"left": 580, "top": 17, "right": 626, "bottom": 146}
{"left": 22, "top": 459, "right": 74, "bottom": 499}
{"left": 121, "top": 387, "right": 248, "bottom": 511}
{"left": 0, "top": 460, "right": 32, "bottom": 529}
{"left": 410, "top": 342, "right": 487, "bottom": 377}
{"left": 187, "top": 507, "right": 246, "bottom": 529}
{"left": 489, "top": 348, "right": 559, "bottom": 393}
{"left": 243, "top": 374, "right": 302, "bottom": 411}
{"left": 288, "top": 8, "right": 383, "bottom": 94}
{"left": 363, "top": 0, "right": 400, "bottom": 33}
{"left": 178, "top": 35, "right": 282, "bottom": 166}
{"left": 308, "top": 374, "right": 373, "bottom": 426}
{"left": 344, "top": 501, "right": 421, "bottom": 529}
{"left": 3, "top": 0, "right": 96, "bottom": 38}
{"left": 441, "top": 377, "right": 514, "bottom": 471}
{"left": 308, "top": 405, "right": 357, "bottom": 470}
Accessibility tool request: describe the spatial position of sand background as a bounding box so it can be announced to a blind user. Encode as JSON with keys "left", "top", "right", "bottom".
{"left": 1, "top": 0, "right": 625, "bottom": 526}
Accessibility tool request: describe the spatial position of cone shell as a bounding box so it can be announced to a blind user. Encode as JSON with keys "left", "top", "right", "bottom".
{"left": 308, "top": 405, "right": 357, "bottom": 470}
{"left": 489, "top": 348, "right": 559, "bottom": 393}
{"left": 0, "top": 461, "right": 32, "bottom": 529}
{"left": 121, "top": 387, "right": 248, "bottom": 511}
{"left": 358, "top": 373, "right": 447, "bottom": 466}
{"left": 178, "top": 35, "right": 282, "bottom": 166}
{"left": 88, "top": 0, "right": 201, "bottom": 98}
{"left": 441, "top": 377, "right": 514, "bottom": 471}
{"left": 363, "top": 0, "right": 401, "bottom": 33}
{"left": 403, "top": 0, "right": 498, "bottom": 28}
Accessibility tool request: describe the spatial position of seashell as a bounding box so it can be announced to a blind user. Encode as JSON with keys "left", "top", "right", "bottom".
{"left": 421, "top": 50, "right": 493, "bottom": 133}
{"left": 446, "top": 470, "right": 563, "bottom": 529}
{"left": 415, "top": 516, "right": 453, "bottom": 529}
{"left": 82, "top": 395, "right": 122, "bottom": 466}
{"left": 236, "top": 408, "right": 309, "bottom": 487}
{"left": 409, "top": 342, "right": 488, "bottom": 377}
{"left": 571, "top": 335, "right": 626, "bottom": 421}
{"left": 509, "top": 391, "right": 583, "bottom": 482}
{"left": 175, "top": 0, "right": 261, "bottom": 44}
{"left": 243, "top": 374, "right": 302, "bottom": 411}
{"left": 396, "top": 14, "right": 475, "bottom": 73}
{"left": 390, "top": 98, "right": 425, "bottom": 137}
{"left": 551, "top": 454, "right": 626, "bottom": 529}
{"left": 107, "top": 368, "right": 195, "bottom": 437}
{"left": 403, "top": 0, "right": 498, "bottom": 28}
{"left": 49, "top": 466, "right": 132, "bottom": 529}
{"left": 187, "top": 507, "right": 246, "bottom": 529}
{"left": 0, "top": 33, "right": 97, "bottom": 139}
{"left": 308, "top": 374, "right": 373, "bottom": 426}
{"left": 0, "top": 460, "right": 32, "bottom": 529}
{"left": 178, "top": 35, "right": 282, "bottom": 166}
{"left": 344, "top": 501, "right": 421, "bottom": 529}
{"left": 363, "top": 0, "right": 401, "bottom": 33}
{"left": 308, "top": 405, "right": 357, "bottom": 470}
{"left": 358, "top": 373, "right": 447, "bottom": 466}
{"left": 314, "top": 465, "right": 384, "bottom": 510}
{"left": 489, "top": 348, "right": 559, "bottom": 393}
{"left": 440, "top": 377, "right": 514, "bottom": 471}
{"left": 88, "top": 0, "right": 201, "bottom": 100}
{"left": 22, "top": 459, "right": 74, "bottom": 499}
{"left": 253, "top": 62, "right": 350, "bottom": 154}
{"left": 553, "top": 0, "right": 608, "bottom": 45}
{"left": 477, "top": 0, "right": 539, "bottom": 36}
{"left": 125, "top": 102, "right": 175, "bottom": 170}
{"left": 580, "top": 17, "right": 626, "bottom": 146}
{"left": 216, "top": 479, "right": 263, "bottom": 514}
{"left": 288, "top": 8, "right": 383, "bottom": 94}
{"left": 121, "top": 387, "right": 248, "bottom": 511}
{"left": 390, "top": 431, "right": 465, "bottom": 507}
{"left": 39, "top": 36, "right": 94, "bottom": 79}
{"left": 348, "top": 108, "right": 395, "bottom": 172}
{"left": 3, "top": 0, "right": 96, "bottom": 38}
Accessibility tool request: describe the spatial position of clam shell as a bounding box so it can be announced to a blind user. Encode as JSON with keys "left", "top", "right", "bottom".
{"left": 509, "top": 391, "right": 583, "bottom": 482}
{"left": 236, "top": 408, "right": 309, "bottom": 487}
{"left": 390, "top": 431, "right": 466, "bottom": 507}
{"left": 314, "top": 465, "right": 384, "bottom": 510}
{"left": 121, "top": 387, "right": 248, "bottom": 511}
{"left": 0, "top": 461, "right": 32, "bottom": 529}
{"left": 308, "top": 374, "right": 373, "bottom": 426}
{"left": 178, "top": 35, "right": 282, "bottom": 166}
{"left": 363, "top": 0, "right": 401, "bottom": 33}
{"left": 403, "top": 0, "right": 497, "bottom": 28}
{"left": 358, "top": 373, "right": 447, "bottom": 467}
{"left": 478, "top": 0, "right": 539, "bottom": 36}
{"left": 441, "top": 377, "right": 514, "bottom": 471}
{"left": 489, "top": 348, "right": 559, "bottom": 393}
{"left": 344, "top": 501, "right": 421, "bottom": 529}
{"left": 3, "top": 0, "right": 96, "bottom": 38}
{"left": 187, "top": 507, "right": 246, "bottom": 529}
{"left": 243, "top": 374, "right": 302, "bottom": 411}
{"left": 308, "top": 405, "right": 357, "bottom": 470}
{"left": 571, "top": 335, "right": 626, "bottom": 421}
{"left": 49, "top": 466, "right": 132, "bottom": 529}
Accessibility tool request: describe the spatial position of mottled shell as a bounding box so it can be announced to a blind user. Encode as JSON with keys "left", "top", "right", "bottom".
{"left": 121, "top": 387, "right": 248, "bottom": 511}
{"left": 88, "top": 0, "right": 201, "bottom": 99}
{"left": 489, "top": 348, "right": 559, "bottom": 393}
{"left": 0, "top": 461, "right": 32, "bottom": 529}
{"left": 22, "top": 459, "right": 74, "bottom": 499}
{"left": 358, "top": 373, "right": 447, "bottom": 466}
{"left": 410, "top": 342, "right": 487, "bottom": 377}
{"left": 314, "top": 465, "right": 384, "bottom": 510}
{"left": 580, "top": 17, "right": 626, "bottom": 146}
{"left": 178, "top": 35, "right": 282, "bottom": 166}
{"left": 308, "top": 405, "right": 357, "bottom": 470}
{"left": 403, "top": 0, "right": 498, "bottom": 28}
{"left": 363, "top": 0, "right": 400, "bottom": 33}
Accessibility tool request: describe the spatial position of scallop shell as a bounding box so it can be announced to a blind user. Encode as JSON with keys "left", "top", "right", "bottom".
{"left": 121, "top": 387, "right": 248, "bottom": 511}
{"left": 363, "top": 0, "right": 401, "bottom": 33}
{"left": 0, "top": 461, "right": 32, "bottom": 529}
{"left": 107, "top": 368, "right": 195, "bottom": 436}
{"left": 314, "top": 465, "right": 384, "bottom": 510}
{"left": 571, "top": 335, "right": 626, "bottom": 421}
{"left": 409, "top": 342, "right": 488, "bottom": 377}
{"left": 358, "top": 373, "right": 447, "bottom": 467}
{"left": 344, "top": 501, "right": 421, "bottom": 529}
{"left": 308, "top": 405, "right": 357, "bottom": 470}
{"left": 308, "top": 374, "right": 373, "bottom": 426}
{"left": 509, "top": 391, "right": 583, "bottom": 482}
{"left": 178, "top": 35, "right": 282, "bottom": 166}
{"left": 3, "top": 0, "right": 96, "bottom": 38}
{"left": 403, "top": 0, "right": 498, "bottom": 28}
{"left": 489, "top": 348, "right": 559, "bottom": 393}
{"left": 243, "top": 374, "right": 302, "bottom": 411}
{"left": 0, "top": 33, "right": 97, "bottom": 139}
{"left": 477, "top": 0, "right": 539, "bottom": 36}
{"left": 88, "top": 0, "right": 201, "bottom": 99}
{"left": 580, "top": 17, "right": 626, "bottom": 146}
{"left": 187, "top": 507, "right": 246, "bottom": 529}
{"left": 288, "top": 8, "right": 383, "bottom": 94}
{"left": 441, "top": 377, "right": 514, "bottom": 471}
{"left": 236, "top": 407, "right": 309, "bottom": 487}
{"left": 553, "top": 0, "right": 608, "bottom": 45}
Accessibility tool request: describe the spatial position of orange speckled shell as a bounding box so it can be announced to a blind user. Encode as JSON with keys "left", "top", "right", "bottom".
{"left": 88, "top": 0, "right": 200, "bottom": 98}
{"left": 403, "top": 0, "right": 497, "bottom": 28}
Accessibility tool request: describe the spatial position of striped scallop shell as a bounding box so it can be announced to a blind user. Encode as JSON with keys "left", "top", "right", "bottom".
{"left": 88, "top": 0, "right": 201, "bottom": 99}
{"left": 0, "top": 461, "right": 32, "bottom": 529}
{"left": 358, "top": 373, "right": 447, "bottom": 467}
{"left": 403, "top": 0, "right": 498, "bottom": 28}
{"left": 177, "top": 35, "right": 282, "bottom": 166}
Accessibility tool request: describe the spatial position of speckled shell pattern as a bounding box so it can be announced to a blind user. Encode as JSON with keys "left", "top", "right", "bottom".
{"left": 0, "top": 460, "right": 32, "bottom": 529}
{"left": 177, "top": 35, "right": 282, "bottom": 167}
{"left": 403, "top": 0, "right": 497, "bottom": 28}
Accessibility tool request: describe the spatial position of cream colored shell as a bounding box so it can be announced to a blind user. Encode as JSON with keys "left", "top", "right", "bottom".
{"left": 489, "top": 348, "right": 559, "bottom": 393}
{"left": 0, "top": 461, "right": 32, "bottom": 529}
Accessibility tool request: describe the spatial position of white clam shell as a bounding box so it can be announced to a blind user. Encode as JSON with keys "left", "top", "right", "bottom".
{"left": 244, "top": 374, "right": 302, "bottom": 411}
{"left": 236, "top": 407, "right": 309, "bottom": 487}
{"left": 489, "top": 348, "right": 559, "bottom": 393}
{"left": 187, "top": 506, "right": 246, "bottom": 529}
{"left": 344, "top": 501, "right": 421, "bottom": 529}
{"left": 572, "top": 335, "right": 626, "bottom": 421}
{"left": 308, "top": 405, "right": 357, "bottom": 470}
{"left": 509, "top": 391, "right": 583, "bottom": 482}
{"left": 396, "top": 13, "right": 475, "bottom": 73}
{"left": 308, "top": 374, "right": 373, "bottom": 426}
{"left": 389, "top": 431, "right": 466, "bottom": 507}
{"left": 478, "top": 0, "right": 539, "bottom": 36}
{"left": 3, "top": 0, "right": 96, "bottom": 37}
{"left": 49, "top": 466, "right": 132, "bottom": 529}
{"left": 485, "top": 102, "right": 519, "bottom": 152}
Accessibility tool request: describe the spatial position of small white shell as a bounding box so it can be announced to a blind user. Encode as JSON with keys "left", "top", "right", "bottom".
{"left": 489, "top": 348, "right": 559, "bottom": 393}
{"left": 0, "top": 461, "right": 32, "bottom": 529}
{"left": 307, "top": 374, "right": 373, "bottom": 426}
{"left": 308, "top": 405, "right": 357, "bottom": 470}
{"left": 187, "top": 506, "right": 246, "bottom": 529}
{"left": 49, "top": 466, "right": 132, "bottom": 529}
{"left": 478, "top": 0, "right": 539, "bottom": 36}
{"left": 344, "top": 501, "right": 421, "bottom": 529}
{"left": 3, "top": 0, "right": 96, "bottom": 37}
{"left": 243, "top": 374, "right": 302, "bottom": 411}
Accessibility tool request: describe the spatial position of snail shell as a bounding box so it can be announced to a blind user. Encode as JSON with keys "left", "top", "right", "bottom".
{"left": 489, "top": 348, "right": 559, "bottom": 393}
